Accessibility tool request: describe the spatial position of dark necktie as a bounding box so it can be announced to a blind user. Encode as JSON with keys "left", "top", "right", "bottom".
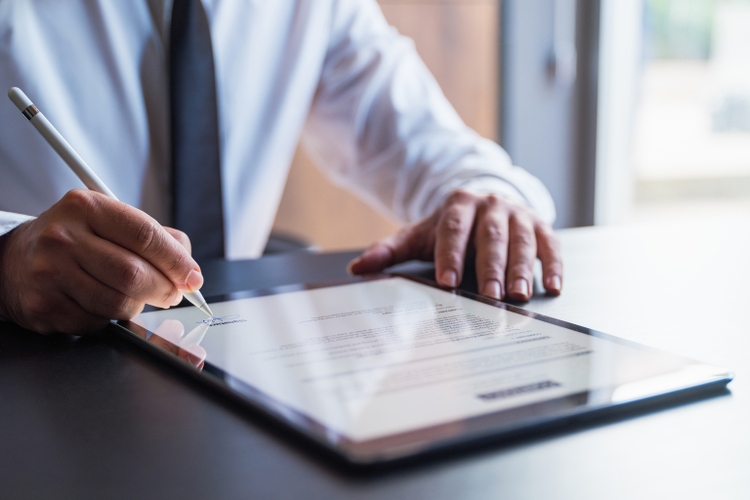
{"left": 170, "top": 0, "right": 225, "bottom": 261}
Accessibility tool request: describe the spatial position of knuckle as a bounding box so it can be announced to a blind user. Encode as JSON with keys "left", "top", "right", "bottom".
{"left": 109, "top": 292, "right": 134, "bottom": 315}
{"left": 476, "top": 263, "right": 504, "bottom": 282}
{"left": 444, "top": 216, "right": 463, "bottom": 234}
{"left": 61, "top": 189, "right": 97, "bottom": 214}
{"left": 161, "top": 286, "right": 180, "bottom": 307}
{"left": 166, "top": 250, "right": 190, "bottom": 275}
{"left": 135, "top": 221, "right": 159, "bottom": 253}
{"left": 173, "top": 229, "right": 190, "bottom": 248}
{"left": 509, "top": 238, "right": 535, "bottom": 264}
{"left": 441, "top": 251, "right": 464, "bottom": 271}
{"left": 446, "top": 189, "right": 474, "bottom": 206}
{"left": 478, "top": 222, "right": 508, "bottom": 245}
{"left": 484, "top": 193, "right": 507, "bottom": 209}
{"left": 510, "top": 250, "right": 535, "bottom": 268}
{"left": 102, "top": 290, "right": 145, "bottom": 319}
{"left": 37, "top": 223, "right": 73, "bottom": 250}
{"left": 508, "top": 262, "right": 533, "bottom": 279}
{"left": 120, "top": 261, "right": 148, "bottom": 294}
{"left": 511, "top": 230, "right": 535, "bottom": 249}
{"left": 441, "top": 214, "right": 469, "bottom": 238}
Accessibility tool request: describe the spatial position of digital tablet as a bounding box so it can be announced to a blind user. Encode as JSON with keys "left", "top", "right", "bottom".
{"left": 114, "top": 275, "right": 732, "bottom": 465}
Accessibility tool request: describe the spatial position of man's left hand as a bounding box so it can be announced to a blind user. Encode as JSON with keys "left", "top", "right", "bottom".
{"left": 348, "top": 189, "right": 562, "bottom": 301}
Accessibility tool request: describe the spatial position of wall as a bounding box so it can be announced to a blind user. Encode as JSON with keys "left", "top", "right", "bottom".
{"left": 272, "top": 0, "right": 501, "bottom": 250}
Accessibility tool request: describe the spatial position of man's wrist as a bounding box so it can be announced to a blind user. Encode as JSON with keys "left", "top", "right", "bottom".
{"left": 0, "top": 224, "right": 23, "bottom": 323}
{"left": 0, "top": 212, "right": 35, "bottom": 238}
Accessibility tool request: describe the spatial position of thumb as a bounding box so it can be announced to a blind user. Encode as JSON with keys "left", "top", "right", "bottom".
{"left": 347, "top": 223, "right": 431, "bottom": 275}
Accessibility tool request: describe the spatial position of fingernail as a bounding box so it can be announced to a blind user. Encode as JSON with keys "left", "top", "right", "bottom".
{"left": 441, "top": 270, "right": 458, "bottom": 288}
{"left": 548, "top": 275, "right": 562, "bottom": 293}
{"left": 346, "top": 257, "right": 362, "bottom": 275}
{"left": 186, "top": 269, "right": 203, "bottom": 292}
{"left": 171, "top": 294, "right": 184, "bottom": 307}
{"left": 510, "top": 278, "right": 529, "bottom": 299}
{"left": 482, "top": 280, "right": 502, "bottom": 300}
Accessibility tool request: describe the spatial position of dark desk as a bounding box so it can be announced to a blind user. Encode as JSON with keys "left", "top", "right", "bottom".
{"left": 2, "top": 218, "right": 748, "bottom": 499}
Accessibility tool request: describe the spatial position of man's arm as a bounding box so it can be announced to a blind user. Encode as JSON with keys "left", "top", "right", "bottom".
{"left": 301, "top": 0, "right": 562, "bottom": 300}
{"left": 0, "top": 190, "right": 204, "bottom": 335}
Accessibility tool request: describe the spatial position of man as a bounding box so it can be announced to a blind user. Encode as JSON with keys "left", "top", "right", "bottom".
{"left": 0, "top": 0, "right": 562, "bottom": 335}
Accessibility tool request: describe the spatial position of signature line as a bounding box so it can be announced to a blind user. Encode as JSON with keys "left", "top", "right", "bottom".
{"left": 197, "top": 314, "right": 240, "bottom": 325}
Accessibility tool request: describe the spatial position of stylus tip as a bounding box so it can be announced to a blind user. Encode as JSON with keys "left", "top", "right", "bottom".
{"left": 199, "top": 303, "right": 214, "bottom": 317}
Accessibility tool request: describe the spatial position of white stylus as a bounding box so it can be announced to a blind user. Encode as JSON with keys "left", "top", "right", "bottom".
{"left": 7, "top": 87, "right": 213, "bottom": 317}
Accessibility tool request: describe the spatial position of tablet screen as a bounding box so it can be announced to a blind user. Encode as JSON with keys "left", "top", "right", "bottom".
{"left": 119, "top": 276, "right": 730, "bottom": 463}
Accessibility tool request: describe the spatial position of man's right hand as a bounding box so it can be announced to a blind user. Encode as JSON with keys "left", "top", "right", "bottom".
{"left": 0, "top": 189, "right": 203, "bottom": 335}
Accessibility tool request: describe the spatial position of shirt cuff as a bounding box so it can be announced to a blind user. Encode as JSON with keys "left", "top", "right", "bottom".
{"left": 0, "top": 212, "right": 35, "bottom": 238}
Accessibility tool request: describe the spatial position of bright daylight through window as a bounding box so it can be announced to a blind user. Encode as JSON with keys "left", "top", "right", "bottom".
{"left": 631, "top": 0, "right": 750, "bottom": 220}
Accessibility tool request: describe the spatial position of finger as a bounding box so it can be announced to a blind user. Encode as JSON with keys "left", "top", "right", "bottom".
{"left": 150, "top": 321, "right": 206, "bottom": 368}
{"left": 153, "top": 319, "right": 186, "bottom": 342}
{"left": 48, "top": 294, "right": 111, "bottom": 336}
{"left": 434, "top": 191, "right": 477, "bottom": 288}
{"left": 74, "top": 233, "right": 183, "bottom": 309}
{"left": 505, "top": 214, "right": 536, "bottom": 301}
{"left": 474, "top": 201, "right": 510, "bottom": 300}
{"left": 164, "top": 227, "right": 192, "bottom": 256}
{"left": 348, "top": 222, "right": 433, "bottom": 275}
{"left": 67, "top": 191, "right": 202, "bottom": 291}
{"left": 535, "top": 223, "right": 563, "bottom": 295}
{"left": 149, "top": 333, "right": 181, "bottom": 357}
{"left": 178, "top": 344, "right": 207, "bottom": 368}
{"left": 149, "top": 319, "right": 186, "bottom": 357}
{"left": 61, "top": 263, "right": 145, "bottom": 320}
{"left": 15, "top": 286, "right": 108, "bottom": 335}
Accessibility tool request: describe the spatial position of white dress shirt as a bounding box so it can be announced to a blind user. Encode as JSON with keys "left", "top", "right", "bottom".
{"left": 0, "top": 0, "right": 555, "bottom": 259}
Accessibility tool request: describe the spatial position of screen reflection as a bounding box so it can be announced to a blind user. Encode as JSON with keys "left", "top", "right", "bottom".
{"left": 132, "top": 319, "right": 208, "bottom": 370}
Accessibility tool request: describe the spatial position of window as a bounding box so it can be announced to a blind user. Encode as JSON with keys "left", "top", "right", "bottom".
{"left": 597, "top": 0, "right": 750, "bottom": 224}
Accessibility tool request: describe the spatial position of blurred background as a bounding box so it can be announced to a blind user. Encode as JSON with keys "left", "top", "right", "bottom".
{"left": 272, "top": 0, "right": 750, "bottom": 251}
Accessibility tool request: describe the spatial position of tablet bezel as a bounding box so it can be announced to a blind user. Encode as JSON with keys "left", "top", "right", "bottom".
{"left": 114, "top": 273, "right": 732, "bottom": 465}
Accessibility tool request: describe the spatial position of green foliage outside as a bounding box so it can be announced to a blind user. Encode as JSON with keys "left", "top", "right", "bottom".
{"left": 644, "top": 0, "right": 749, "bottom": 60}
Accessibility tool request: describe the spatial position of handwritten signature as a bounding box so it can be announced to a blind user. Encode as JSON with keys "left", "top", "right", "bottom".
{"left": 197, "top": 314, "right": 240, "bottom": 325}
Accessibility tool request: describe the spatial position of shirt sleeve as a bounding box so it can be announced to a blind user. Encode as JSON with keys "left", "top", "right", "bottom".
{"left": 300, "top": 0, "right": 556, "bottom": 226}
{"left": 0, "top": 212, "right": 34, "bottom": 238}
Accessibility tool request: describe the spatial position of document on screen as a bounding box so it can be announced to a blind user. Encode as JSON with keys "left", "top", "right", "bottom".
{"left": 131, "top": 277, "right": 689, "bottom": 442}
